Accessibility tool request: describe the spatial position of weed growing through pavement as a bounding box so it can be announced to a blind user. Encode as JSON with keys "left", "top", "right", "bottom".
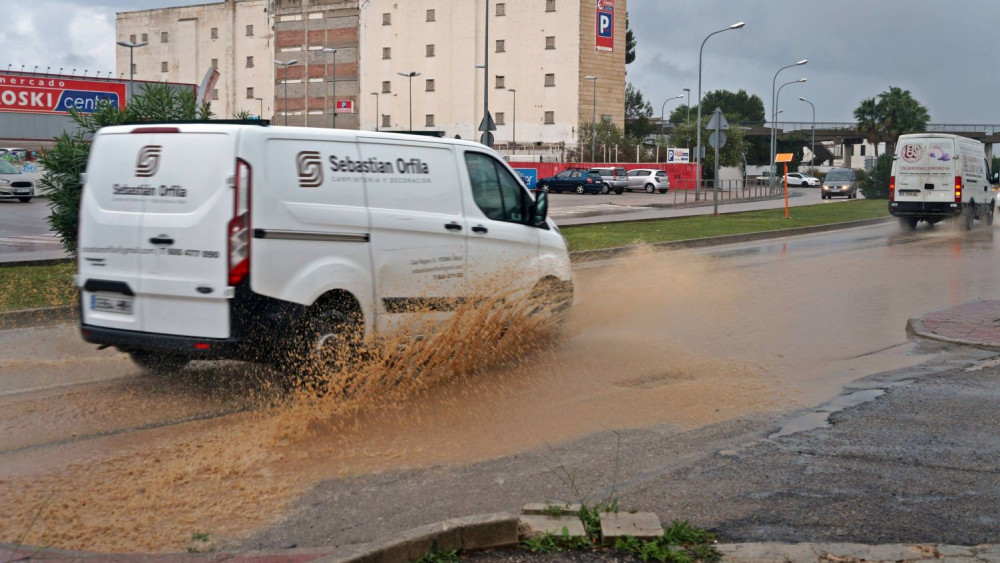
{"left": 414, "top": 541, "right": 461, "bottom": 563}
{"left": 612, "top": 521, "right": 721, "bottom": 563}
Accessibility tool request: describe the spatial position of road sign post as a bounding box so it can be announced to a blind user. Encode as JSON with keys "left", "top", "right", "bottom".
{"left": 707, "top": 107, "right": 729, "bottom": 217}
{"left": 776, "top": 153, "right": 794, "bottom": 219}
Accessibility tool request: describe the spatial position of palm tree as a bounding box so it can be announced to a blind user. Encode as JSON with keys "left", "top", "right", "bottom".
{"left": 876, "top": 86, "right": 930, "bottom": 155}
{"left": 853, "top": 97, "right": 881, "bottom": 157}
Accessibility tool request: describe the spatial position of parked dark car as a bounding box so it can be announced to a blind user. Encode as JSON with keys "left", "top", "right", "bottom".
{"left": 538, "top": 168, "right": 604, "bottom": 194}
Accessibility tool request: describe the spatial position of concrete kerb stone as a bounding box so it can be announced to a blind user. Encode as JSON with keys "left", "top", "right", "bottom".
{"left": 598, "top": 512, "right": 663, "bottom": 546}
{"left": 906, "top": 316, "right": 1000, "bottom": 351}
{"left": 319, "top": 512, "right": 519, "bottom": 563}
{"left": 0, "top": 305, "right": 77, "bottom": 330}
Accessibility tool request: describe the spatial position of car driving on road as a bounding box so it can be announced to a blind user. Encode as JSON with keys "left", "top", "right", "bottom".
{"left": 626, "top": 168, "right": 669, "bottom": 193}
{"left": 786, "top": 172, "right": 821, "bottom": 187}
{"left": 821, "top": 168, "right": 859, "bottom": 199}
{"left": 538, "top": 168, "right": 604, "bottom": 194}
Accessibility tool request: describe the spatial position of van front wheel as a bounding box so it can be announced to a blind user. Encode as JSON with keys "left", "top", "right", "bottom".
{"left": 128, "top": 351, "right": 188, "bottom": 375}
{"left": 988, "top": 203, "right": 995, "bottom": 226}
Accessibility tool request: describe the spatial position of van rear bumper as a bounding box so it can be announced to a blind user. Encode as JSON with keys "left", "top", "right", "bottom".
{"left": 889, "top": 201, "right": 962, "bottom": 217}
{"left": 81, "top": 324, "right": 243, "bottom": 358}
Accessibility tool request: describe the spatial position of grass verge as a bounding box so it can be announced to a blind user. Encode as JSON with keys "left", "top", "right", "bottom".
{"left": 0, "top": 261, "right": 76, "bottom": 312}
{"left": 560, "top": 199, "right": 889, "bottom": 252}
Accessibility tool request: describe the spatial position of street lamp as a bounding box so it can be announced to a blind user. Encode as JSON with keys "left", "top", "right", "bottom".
{"left": 371, "top": 91, "right": 379, "bottom": 131}
{"left": 799, "top": 96, "right": 816, "bottom": 170}
{"left": 116, "top": 40, "right": 148, "bottom": 101}
{"left": 323, "top": 47, "right": 337, "bottom": 128}
{"left": 275, "top": 59, "right": 299, "bottom": 126}
{"left": 254, "top": 97, "right": 263, "bottom": 120}
{"left": 507, "top": 88, "right": 516, "bottom": 154}
{"left": 770, "top": 59, "right": 807, "bottom": 186}
{"left": 696, "top": 22, "right": 745, "bottom": 199}
{"left": 660, "top": 93, "right": 684, "bottom": 146}
{"left": 396, "top": 71, "right": 420, "bottom": 131}
{"left": 775, "top": 77, "right": 807, "bottom": 179}
{"left": 585, "top": 75, "right": 597, "bottom": 162}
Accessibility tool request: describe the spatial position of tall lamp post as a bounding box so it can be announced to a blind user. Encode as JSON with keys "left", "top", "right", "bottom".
{"left": 696, "top": 22, "right": 744, "bottom": 200}
{"left": 371, "top": 91, "right": 379, "bottom": 131}
{"left": 254, "top": 97, "right": 263, "bottom": 119}
{"left": 507, "top": 88, "right": 516, "bottom": 154}
{"left": 799, "top": 96, "right": 816, "bottom": 171}
{"left": 775, "top": 77, "right": 807, "bottom": 182}
{"left": 585, "top": 75, "right": 597, "bottom": 162}
{"left": 116, "top": 40, "right": 148, "bottom": 101}
{"left": 769, "top": 59, "right": 807, "bottom": 186}
{"left": 275, "top": 59, "right": 299, "bottom": 126}
{"left": 660, "top": 94, "right": 684, "bottom": 159}
{"left": 396, "top": 71, "right": 420, "bottom": 130}
{"left": 323, "top": 47, "right": 337, "bottom": 128}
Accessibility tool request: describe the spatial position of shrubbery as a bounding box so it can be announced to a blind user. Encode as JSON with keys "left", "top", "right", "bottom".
{"left": 860, "top": 153, "right": 892, "bottom": 199}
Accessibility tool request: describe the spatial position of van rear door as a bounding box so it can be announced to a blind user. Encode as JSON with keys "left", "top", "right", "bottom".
{"left": 895, "top": 137, "right": 956, "bottom": 206}
{"left": 82, "top": 126, "right": 237, "bottom": 339}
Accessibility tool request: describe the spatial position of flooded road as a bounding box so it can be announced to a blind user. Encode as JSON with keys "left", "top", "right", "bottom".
{"left": 2, "top": 220, "right": 998, "bottom": 552}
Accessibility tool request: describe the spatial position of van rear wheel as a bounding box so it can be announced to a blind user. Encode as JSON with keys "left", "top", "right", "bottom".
{"left": 128, "top": 351, "right": 188, "bottom": 375}
{"left": 964, "top": 204, "right": 975, "bottom": 230}
{"left": 899, "top": 217, "right": 918, "bottom": 231}
{"left": 988, "top": 203, "right": 995, "bottom": 226}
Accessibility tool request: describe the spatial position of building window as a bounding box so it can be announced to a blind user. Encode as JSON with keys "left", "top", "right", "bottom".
{"left": 161, "top": 61, "right": 168, "bottom": 72}
{"left": 426, "top": 9, "right": 435, "bottom": 22}
{"left": 161, "top": 31, "right": 169, "bottom": 43}
{"left": 544, "top": 111, "right": 554, "bottom": 124}
{"left": 426, "top": 44, "right": 435, "bottom": 57}
{"left": 544, "top": 73, "right": 555, "bottom": 87}
{"left": 212, "top": 89, "right": 219, "bottom": 101}
{"left": 211, "top": 27, "right": 218, "bottom": 39}
{"left": 546, "top": 0, "right": 555, "bottom": 12}
{"left": 495, "top": 75, "right": 505, "bottom": 89}
{"left": 425, "top": 79, "right": 435, "bottom": 92}
{"left": 211, "top": 58, "right": 218, "bottom": 69}
{"left": 129, "top": 34, "right": 136, "bottom": 43}
{"left": 382, "top": 81, "right": 391, "bottom": 93}
{"left": 382, "top": 114, "right": 391, "bottom": 128}
{"left": 382, "top": 12, "right": 391, "bottom": 25}
{"left": 382, "top": 47, "right": 391, "bottom": 59}
{"left": 247, "top": 87, "right": 254, "bottom": 99}
{"left": 496, "top": 112, "right": 505, "bottom": 126}
{"left": 425, "top": 114, "right": 435, "bottom": 127}
{"left": 496, "top": 39, "right": 505, "bottom": 53}
{"left": 246, "top": 24, "right": 254, "bottom": 36}
{"left": 246, "top": 56, "right": 254, "bottom": 68}
{"left": 496, "top": 2, "right": 506, "bottom": 16}
{"left": 142, "top": 33, "right": 148, "bottom": 42}
{"left": 546, "top": 36, "right": 555, "bottom": 49}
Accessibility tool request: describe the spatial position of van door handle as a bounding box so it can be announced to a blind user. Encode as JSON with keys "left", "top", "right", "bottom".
{"left": 444, "top": 222, "right": 463, "bottom": 231}
{"left": 149, "top": 236, "right": 174, "bottom": 245}
{"left": 471, "top": 225, "right": 489, "bottom": 234}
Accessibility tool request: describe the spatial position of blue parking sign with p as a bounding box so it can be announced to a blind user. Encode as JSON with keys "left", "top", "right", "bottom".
{"left": 598, "top": 12, "right": 612, "bottom": 37}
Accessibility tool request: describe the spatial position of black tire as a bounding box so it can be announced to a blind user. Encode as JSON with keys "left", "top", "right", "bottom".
{"left": 575, "top": 185, "right": 585, "bottom": 195}
{"left": 964, "top": 203, "right": 975, "bottom": 230}
{"left": 601, "top": 183, "right": 611, "bottom": 195}
{"left": 899, "top": 217, "right": 918, "bottom": 231}
{"left": 801, "top": 182, "right": 808, "bottom": 187}
{"left": 18, "top": 197, "right": 31, "bottom": 203}
{"left": 528, "top": 278, "right": 574, "bottom": 329}
{"left": 538, "top": 183, "right": 550, "bottom": 193}
{"left": 614, "top": 188, "right": 624, "bottom": 195}
{"left": 658, "top": 189, "right": 668, "bottom": 194}
{"left": 129, "top": 351, "right": 188, "bottom": 375}
{"left": 644, "top": 183, "right": 655, "bottom": 194}
{"left": 988, "top": 202, "right": 995, "bottom": 226}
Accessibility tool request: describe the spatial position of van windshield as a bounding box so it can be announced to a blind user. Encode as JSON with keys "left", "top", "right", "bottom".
{"left": 826, "top": 170, "right": 853, "bottom": 181}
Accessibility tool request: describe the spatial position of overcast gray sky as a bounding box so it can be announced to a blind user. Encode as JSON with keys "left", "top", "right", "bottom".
{"left": 2, "top": 0, "right": 996, "bottom": 126}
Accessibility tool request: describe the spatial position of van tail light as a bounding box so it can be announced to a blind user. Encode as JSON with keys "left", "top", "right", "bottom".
{"left": 889, "top": 176, "right": 895, "bottom": 202}
{"left": 955, "top": 176, "right": 962, "bottom": 202}
{"left": 228, "top": 158, "right": 252, "bottom": 286}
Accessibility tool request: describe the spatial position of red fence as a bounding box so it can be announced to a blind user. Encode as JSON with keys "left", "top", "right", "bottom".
{"left": 508, "top": 162, "right": 699, "bottom": 190}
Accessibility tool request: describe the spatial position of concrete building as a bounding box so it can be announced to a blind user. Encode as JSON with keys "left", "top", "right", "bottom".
{"left": 116, "top": 0, "right": 273, "bottom": 120}
{"left": 116, "top": 0, "right": 626, "bottom": 154}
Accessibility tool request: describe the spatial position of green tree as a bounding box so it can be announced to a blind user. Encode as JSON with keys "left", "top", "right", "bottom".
{"left": 670, "top": 89, "right": 767, "bottom": 165}
{"left": 860, "top": 153, "right": 892, "bottom": 199}
{"left": 576, "top": 118, "right": 626, "bottom": 163}
{"left": 625, "top": 13, "right": 636, "bottom": 65}
{"left": 668, "top": 115, "right": 747, "bottom": 181}
{"left": 624, "top": 82, "right": 654, "bottom": 142}
{"left": 40, "top": 83, "right": 212, "bottom": 255}
{"left": 877, "top": 86, "right": 929, "bottom": 155}
{"left": 853, "top": 97, "right": 882, "bottom": 157}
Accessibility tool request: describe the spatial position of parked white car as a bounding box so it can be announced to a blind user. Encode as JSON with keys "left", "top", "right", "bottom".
{"left": 0, "top": 159, "right": 34, "bottom": 203}
{"left": 626, "top": 168, "right": 669, "bottom": 193}
{"left": 785, "top": 172, "right": 820, "bottom": 187}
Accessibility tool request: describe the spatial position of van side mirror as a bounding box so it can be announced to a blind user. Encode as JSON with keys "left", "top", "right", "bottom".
{"left": 531, "top": 190, "right": 549, "bottom": 225}
{"left": 992, "top": 172, "right": 999, "bottom": 184}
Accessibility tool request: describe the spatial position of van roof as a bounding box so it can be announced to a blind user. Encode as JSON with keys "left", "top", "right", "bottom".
{"left": 96, "top": 123, "right": 492, "bottom": 151}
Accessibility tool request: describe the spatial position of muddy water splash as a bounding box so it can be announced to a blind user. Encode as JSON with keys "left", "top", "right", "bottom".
{"left": 0, "top": 247, "right": 780, "bottom": 552}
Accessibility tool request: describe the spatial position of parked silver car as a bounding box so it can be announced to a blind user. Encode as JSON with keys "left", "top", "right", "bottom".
{"left": 626, "top": 168, "right": 669, "bottom": 193}
{"left": 590, "top": 167, "right": 628, "bottom": 194}
{"left": 0, "top": 159, "right": 33, "bottom": 203}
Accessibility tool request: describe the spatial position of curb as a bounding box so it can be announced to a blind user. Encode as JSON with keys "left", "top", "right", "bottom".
{"left": 0, "top": 305, "right": 77, "bottom": 331}
{"left": 905, "top": 316, "right": 1000, "bottom": 351}
{"left": 569, "top": 216, "right": 895, "bottom": 263}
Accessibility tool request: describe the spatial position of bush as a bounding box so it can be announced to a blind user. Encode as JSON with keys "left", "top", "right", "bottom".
{"left": 860, "top": 153, "right": 892, "bottom": 199}
{"left": 39, "top": 84, "right": 212, "bottom": 257}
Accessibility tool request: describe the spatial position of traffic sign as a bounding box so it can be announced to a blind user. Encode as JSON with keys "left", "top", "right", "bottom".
{"left": 706, "top": 107, "right": 730, "bottom": 130}
{"left": 478, "top": 112, "right": 496, "bottom": 132}
{"left": 708, "top": 131, "right": 727, "bottom": 148}
{"left": 480, "top": 131, "right": 494, "bottom": 146}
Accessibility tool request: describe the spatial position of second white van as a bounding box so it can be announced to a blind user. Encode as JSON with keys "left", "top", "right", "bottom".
{"left": 77, "top": 123, "right": 573, "bottom": 373}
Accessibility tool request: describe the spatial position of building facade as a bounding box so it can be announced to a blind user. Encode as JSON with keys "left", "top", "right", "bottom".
{"left": 116, "top": 0, "right": 273, "bottom": 120}
{"left": 116, "top": 0, "right": 626, "bottom": 153}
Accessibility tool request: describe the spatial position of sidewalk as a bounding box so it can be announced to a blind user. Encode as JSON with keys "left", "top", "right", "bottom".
{"left": 907, "top": 300, "right": 1000, "bottom": 349}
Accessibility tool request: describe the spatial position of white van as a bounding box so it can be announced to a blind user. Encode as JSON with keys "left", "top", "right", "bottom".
{"left": 889, "top": 133, "right": 997, "bottom": 230}
{"left": 77, "top": 123, "right": 573, "bottom": 372}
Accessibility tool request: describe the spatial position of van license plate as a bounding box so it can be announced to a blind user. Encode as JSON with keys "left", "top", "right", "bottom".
{"left": 91, "top": 294, "right": 133, "bottom": 315}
